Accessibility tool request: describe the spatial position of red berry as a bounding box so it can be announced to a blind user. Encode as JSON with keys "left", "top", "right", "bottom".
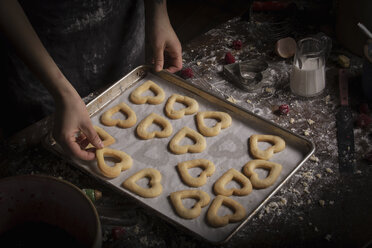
{"left": 359, "top": 103, "right": 370, "bottom": 114}
{"left": 225, "top": 52, "right": 236, "bottom": 64}
{"left": 278, "top": 104, "right": 290, "bottom": 115}
{"left": 180, "top": 68, "right": 194, "bottom": 79}
{"left": 232, "top": 40, "right": 242, "bottom": 50}
{"left": 111, "top": 227, "right": 126, "bottom": 240}
{"left": 356, "top": 113, "right": 372, "bottom": 128}
{"left": 366, "top": 150, "right": 372, "bottom": 162}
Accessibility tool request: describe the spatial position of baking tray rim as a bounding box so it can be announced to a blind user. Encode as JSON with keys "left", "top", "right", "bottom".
{"left": 43, "top": 64, "right": 316, "bottom": 245}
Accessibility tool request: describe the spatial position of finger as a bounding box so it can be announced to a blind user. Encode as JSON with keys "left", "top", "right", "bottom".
{"left": 154, "top": 44, "right": 165, "bottom": 72}
{"left": 76, "top": 132, "right": 87, "bottom": 143}
{"left": 67, "top": 139, "right": 96, "bottom": 160}
{"left": 80, "top": 122, "right": 103, "bottom": 149}
{"left": 59, "top": 134, "right": 96, "bottom": 161}
{"left": 166, "top": 65, "right": 182, "bottom": 74}
{"left": 165, "top": 46, "right": 182, "bottom": 73}
{"left": 165, "top": 56, "right": 183, "bottom": 73}
{"left": 78, "top": 138, "right": 91, "bottom": 149}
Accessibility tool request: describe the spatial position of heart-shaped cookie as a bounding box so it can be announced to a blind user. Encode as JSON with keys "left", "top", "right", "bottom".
{"left": 177, "top": 159, "right": 215, "bottom": 187}
{"left": 86, "top": 126, "right": 115, "bottom": 149}
{"left": 169, "top": 127, "right": 206, "bottom": 154}
{"left": 136, "top": 113, "right": 173, "bottom": 140}
{"left": 100, "top": 102, "right": 137, "bottom": 128}
{"left": 129, "top": 80, "right": 165, "bottom": 105}
{"left": 170, "top": 190, "right": 210, "bottom": 219}
{"left": 206, "top": 195, "right": 246, "bottom": 227}
{"left": 96, "top": 147, "right": 133, "bottom": 178}
{"left": 213, "top": 168, "right": 252, "bottom": 196}
{"left": 165, "top": 94, "right": 199, "bottom": 119}
{"left": 243, "top": 159, "right": 282, "bottom": 189}
{"left": 122, "top": 168, "right": 162, "bottom": 198}
{"left": 249, "top": 134, "right": 285, "bottom": 160}
{"left": 196, "top": 111, "right": 232, "bottom": 137}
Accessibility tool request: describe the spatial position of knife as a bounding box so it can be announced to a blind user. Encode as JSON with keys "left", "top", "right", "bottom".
{"left": 336, "top": 69, "right": 355, "bottom": 173}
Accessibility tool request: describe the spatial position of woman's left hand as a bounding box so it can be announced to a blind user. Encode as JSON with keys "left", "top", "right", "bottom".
{"left": 146, "top": 1, "right": 182, "bottom": 73}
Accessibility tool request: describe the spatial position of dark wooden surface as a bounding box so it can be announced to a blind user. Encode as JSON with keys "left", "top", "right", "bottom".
{"left": 1, "top": 10, "right": 372, "bottom": 248}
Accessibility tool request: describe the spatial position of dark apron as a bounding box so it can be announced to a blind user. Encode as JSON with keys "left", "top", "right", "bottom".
{"left": 1, "top": 0, "right": 145, "bottom": 135}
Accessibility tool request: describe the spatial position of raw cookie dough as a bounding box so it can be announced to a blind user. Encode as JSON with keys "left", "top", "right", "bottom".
{"left": 122, "top": 168, "right": 162, "bottom": 198}
{"left": 243, "top": 160, "right": 282, "bottom": 189}
{"left": 213, "top": 168, "right": 252, "bottom": 196}
{"left": 169, "top": 127, "right": 206, "bottom": 154}
{"left": 129, "top": 80, "right": 165, "bottom": 105}
{"left": 86, "top": 125, "right": 115, "bottom": 149}
{"left": 196, "top": 111, "right": 232, "bottom": 137}
{"left": 177, "top": 159, "right": 215, "bottom": 187}
{"left": 249, "top": 134, "right": 285, "bottom": 160}
{"left": 170, "top": 190, "right": 210, "bottom": 219}
{"left": 206, "top": 195, "right": 246, "bottom": 228}
{"left": 165, "top": 94, "right": 199, "bottom": 119}
{"left": 96, "top": 147, "right": 133, "bottom": 178}
{"left": 100, "top": 102, "right": 137, "bottom": 128}
{"left": 136, "top": 113, "right": 173, "bottom": 140}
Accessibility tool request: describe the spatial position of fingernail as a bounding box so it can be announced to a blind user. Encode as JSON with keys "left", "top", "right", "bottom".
{"left": 98, "top": 140, "right": 104, "bottom": 148}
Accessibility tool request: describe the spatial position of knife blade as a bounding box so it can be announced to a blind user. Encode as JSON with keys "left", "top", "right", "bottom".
{"left": 336, "top": 69, "right": 355, "bottom": 173}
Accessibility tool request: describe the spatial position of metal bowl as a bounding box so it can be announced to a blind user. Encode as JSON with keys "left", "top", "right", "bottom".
{"left": 0, "top": 175, "right": 101, "bottom": 248}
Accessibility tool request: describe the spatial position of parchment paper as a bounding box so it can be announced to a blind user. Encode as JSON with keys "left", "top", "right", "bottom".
{"left": 78, "top": 73, "right": 306, "bottom": 243}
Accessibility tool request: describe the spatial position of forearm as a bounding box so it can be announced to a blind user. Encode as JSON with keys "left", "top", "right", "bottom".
{"left": 144, "top": 0, "right": 169, "bottom": 24}
{"left": 0, "top": 0, "right": 78, "bottom": 102}
{"left": 144, "top": 0, "right": 182, "bottom": 73}
{"left": 0, "top": 0, "right": 103, "bottom": 159}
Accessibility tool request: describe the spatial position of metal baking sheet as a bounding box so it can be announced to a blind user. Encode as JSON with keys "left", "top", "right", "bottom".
{"left": 44, "top": 65, "right": 314, "bottom": 244}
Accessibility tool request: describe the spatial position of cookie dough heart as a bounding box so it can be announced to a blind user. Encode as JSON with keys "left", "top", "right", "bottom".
{"left": 196, "top": 111, "right": 232, "bottom": 137}
{"left": 177, "top": 159, "right": 215, "bottom": 187}
{"left": 100, "top": 102, "right": 137, "bottom": 128}
{"left": 122, "top": 168, "right": 162, "bottom": 198}
{"left": 96, "top": 147, "right": 133, "bottom": 178}
{"left": 243, "top": 160, "right": 282, "bottom": 189}
{"left": 165, "top": 94, "right": 199, "bottom": 119}
{"left": 170, "top": 190, "right": 210, "bottom": 219}
{"left": 213, "top": 168, "right": 252, "bottom": 196}
{"left": 169, "top": 127, "right": 206, "bottom": 154}
{"left": 129, "top": 80, "right": 165, "bottom": 105}
{"left": 136, "top": 113, "right": 173, "bottom": 140}
{"left": 249, "top": 134, "right": 285, "bottom": 160}
{"left": 206, "top": 195, "right": 246, "bottom": 227}
{"left": 86, "top": 126, "right": 115, "bottom": 149}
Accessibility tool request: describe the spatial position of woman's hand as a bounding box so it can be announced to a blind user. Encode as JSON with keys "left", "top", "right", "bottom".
{"left": 0, "top": 0, "right": 102, "bottom": 160}
{"left": 146, "top": 0, "right": 182, "bottom": 73}
{"left": 53, "top": 92, "right": 103, "bottom": 161}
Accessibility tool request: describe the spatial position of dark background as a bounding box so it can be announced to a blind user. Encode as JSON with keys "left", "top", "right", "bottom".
{"left": 0, "top": 0, "right": 367, "bottom": 138}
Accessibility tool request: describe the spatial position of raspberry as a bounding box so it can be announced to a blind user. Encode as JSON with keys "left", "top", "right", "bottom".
{"left": 359, "top": 103, "right": 370, "bottom": 114}
{"left": 112, "top": 227, "right": 126, "bottom": 240}
{"left": 278, "top": 104, "right": 290, "bottom": 115}
{"left": 366, "top": 150, "right": 372, "bottom": 162}
{"left": 232, "top": 40, "right": 242, "bottom": 50}
{"left": 179, "top": 68, "right": 194, "bottom": 79}
{"left": 355, "top": 113, "right": 372, "bottom": 128}
{"left": 224, "top": 52, "right": 235, "bottom": 64}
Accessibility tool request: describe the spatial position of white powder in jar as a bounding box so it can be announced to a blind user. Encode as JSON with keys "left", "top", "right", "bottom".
{"left": 290, "top": 57, "right": 325, "bottom": 97}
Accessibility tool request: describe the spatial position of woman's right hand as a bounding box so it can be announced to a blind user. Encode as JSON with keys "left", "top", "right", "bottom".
{"left": 53, "top": 91, "right": 103, "bottom": 161}
{"left": 0, "top": 0, "right": 102, "bottom": 160}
